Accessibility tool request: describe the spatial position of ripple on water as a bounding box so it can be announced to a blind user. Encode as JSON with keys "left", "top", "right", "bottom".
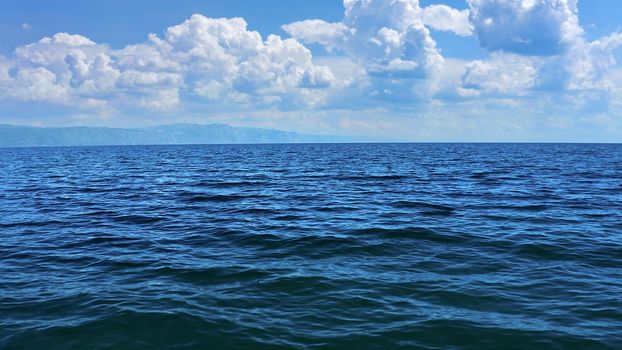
{"left": 1, "top": 143, "right": 621, "bottom": 349}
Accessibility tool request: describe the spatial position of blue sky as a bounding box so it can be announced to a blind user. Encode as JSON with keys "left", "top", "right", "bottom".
{"left": 0, "top": 0, "right": 621, "bottom": 141}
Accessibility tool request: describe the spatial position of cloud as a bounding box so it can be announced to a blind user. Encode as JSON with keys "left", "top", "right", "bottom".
{"left": 421, "top": 5, "right": 473, "bottom": 37}
{"left": 0, "top": 56, "right": 11, "bottom": 82}
{"left": 15, "top": 33, "right": 99, "bottom": 70}
{"left": 564, "top": 32, "right": 622, "bottom": 90}
{"left": 5, "top": 67, "right": 70, "bottom": 103}
{"left": 0, "top": 1, "right": 621, "bottom": 139}
{"left": 147, "top": 15, "right": 334, "bottom": 107}
{"left": 290, "top": 0, "right": 445, "bottom": 79}
{"left": 282, "top": 0, "right": 620, "bottom": 100}
{"left": 0, "top": 15, "right": 337, "bottom": 113}
{"left": 281, "top": 20, "right": 351, "bottom": 53}
{"left": 461, "top": 53, "right": 538, "bottom": 95}
{"left": 21, "top": 23, "right": 32, "bottom": 30}
{"left": 284, "top": 0, "right": 458, "bottom": 100}
{"left": 462, "top": 0, "right": 622, "bottom": 95}
{"left": 467, "top": 0, "right": 581, "bottom": 56}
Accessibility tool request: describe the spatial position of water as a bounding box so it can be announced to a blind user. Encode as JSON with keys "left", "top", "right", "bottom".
{"left": 1, "top": 143, "right": 621, "bottom": 349}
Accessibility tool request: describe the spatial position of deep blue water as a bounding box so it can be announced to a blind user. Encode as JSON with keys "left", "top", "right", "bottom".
{"left": 1, "top": 143, "right": 621, "bottom": 349}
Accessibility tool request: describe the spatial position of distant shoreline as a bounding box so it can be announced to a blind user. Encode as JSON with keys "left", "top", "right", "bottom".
{"left": 1, "top": 124, "right": 619, "bottom": 147}
{"left": 0, "top": 123, "right": 372, "bottom": 148}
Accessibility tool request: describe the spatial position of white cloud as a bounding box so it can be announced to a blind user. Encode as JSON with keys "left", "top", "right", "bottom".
{"left": 0, "top": 56, "right": 11, "bottom": 82}
{"left": 5, "top": 67, "right": 70, "bottom": 103}
{"left": 16, "top": 34, "right": 98, "bottom": 68}
{"left": 467, "top": 0, "right": 581, "bottom": 56}
{"left": 0, "top": 15, "right": 337, "bottom": 112}
{"left": 564, "top": 32, "right": 622, "bottom": 90}
{"left": 421, "top": 5, "right": 473, "bottom": 37}
{"left": 118, "top": 71, "right": 182, "bottom": 89}
{"left": 462, "top": 0, "right": 622, "bottom": 94}
{"left": 66, "top": 52, "right": 121, "bottom": 94}
{"left": 281, "top": 20, "right": 351, "bottom": 53}
{"left": 5, "top": 33, "right": 130, "bottom": 108}
{"left": 340, "top": 0, "right": 444, "bottom": 80}
{"left": 138, "top": 88, "right": 180, "bottom": 111}
{"left": 285, "top": 0, "right": 452, "bottom": 100}
{"left": 43, "top": 33, "right": 97, "bottom": 46}
{"left": 461, "top": 53, "right": 538, "bottom": 95}
{"left": 21, "top": 23, "right": 32, "bottom": 30}
{"left": 156, "top": 15, "right": 337, "bottom": 107}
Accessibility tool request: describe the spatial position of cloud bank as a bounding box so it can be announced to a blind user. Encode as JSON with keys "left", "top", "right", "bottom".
{"left": 1, "top": 15, "right": 338, "bottom": 113}
{"left": 0, "top": 0, "right": 621, "bottom": 140}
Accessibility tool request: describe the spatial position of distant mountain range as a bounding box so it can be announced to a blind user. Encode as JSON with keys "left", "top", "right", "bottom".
{"left": 0, "top": 123, "right": 364, "bottom": 147}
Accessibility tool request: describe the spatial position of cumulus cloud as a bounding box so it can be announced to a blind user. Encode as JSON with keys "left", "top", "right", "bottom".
{"left": 149, "top": 15, "right": 336, "bottom": 106}
{"left": 0, "top": 15, "right": 338, "bottom": 113}
{"left": 7, "top": 33, "right": 115, "bottom": 105}
{"left": 462, "top": 0, "right": 622, "bottom": 95}
{"left": 5, "top": 67, "right": 70, "bottom": 103}
{"left": 421, "top": 5, "right": 473, "bottom": 37}
{"left": 461, "top": 53, "right": 538, "bottom": 95}
{"left": 284, "top": 0, "right": 446, "bottom": 77}
{"left": 564, "top": 32, "right": 622, "bottom": 90}
{"left": 281, "top": 20, "right": 352, "bottom": 53}
{"left": 467, "top": 0, "right": 581, "bottom": 56}
{"left": 284, "top": 0, "right": 466, "bottom": 100}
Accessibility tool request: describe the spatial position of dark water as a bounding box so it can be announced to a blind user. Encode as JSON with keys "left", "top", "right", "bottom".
{"left": 1, "top": 143, "right": 621, "bottom": 349}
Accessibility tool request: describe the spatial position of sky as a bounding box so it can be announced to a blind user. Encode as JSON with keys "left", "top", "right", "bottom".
{"left": 0, "top": 0, "right": 621, "bottom": 142}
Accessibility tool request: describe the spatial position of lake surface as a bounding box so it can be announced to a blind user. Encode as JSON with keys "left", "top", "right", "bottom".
{"left": 1, "top": 143, "right": 621, "bottom": 349}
